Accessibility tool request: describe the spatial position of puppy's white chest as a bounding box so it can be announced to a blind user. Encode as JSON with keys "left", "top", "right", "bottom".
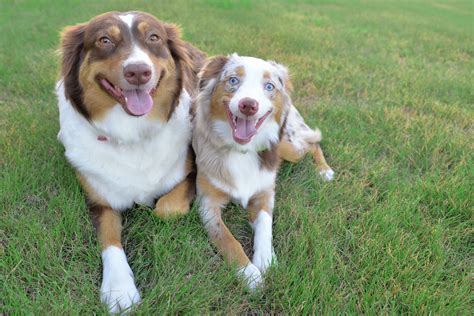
{"left": 219, "top": 151, "right": 276, "bottom": 207}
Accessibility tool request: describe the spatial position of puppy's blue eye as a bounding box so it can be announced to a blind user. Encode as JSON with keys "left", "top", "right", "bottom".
{"left": 265, "top": 83, "right": 275, "bottom": 91}
{"left": 229, "top": 77, "right": 240, "bottom": 85}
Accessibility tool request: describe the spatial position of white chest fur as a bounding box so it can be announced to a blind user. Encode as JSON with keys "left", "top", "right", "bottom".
{"left": 56, "top": 81, "right": 192, "bottom": 210}
{"left": 210, "top": 150, "right": 276, "bottom": 208}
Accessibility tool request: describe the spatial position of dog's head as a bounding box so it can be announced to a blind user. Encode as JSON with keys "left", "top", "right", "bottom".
{"left": 197, "top": 54, "right": 293, "bottom": 150}
{"left": 59, "top": 11, "right": 193, "bottom": 121}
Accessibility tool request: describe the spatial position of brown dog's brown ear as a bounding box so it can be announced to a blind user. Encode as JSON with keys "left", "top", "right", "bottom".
{"left": 198, "top": 55, "right": 229, "bottom": 92}
{"left": 59, "top": 23, "right": 89, "bottom": 118}
{"left": 60, "top": 23, "right": 87, "bottom": 80}
{"left": 164, "top": 23, "right": 196, "bottom": 91}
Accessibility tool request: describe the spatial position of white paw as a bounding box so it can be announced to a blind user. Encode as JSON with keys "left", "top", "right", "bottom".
{"left": 100, "top": 273, "right": 140, "bottom": 314}
{"left": 252, "top": 248, "right": 276, "bottom": 273}
{"left": 237, "top": 263, "right": 262, "bottom": 290}
{"left": 101, "top": 247, "right": 141, "bottom": 314}
{"left": 319, "top": 168, "right": 335, "bottom": 181}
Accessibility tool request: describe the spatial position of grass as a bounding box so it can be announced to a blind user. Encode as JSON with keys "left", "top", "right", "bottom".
{"left": 1, "top": 0, "right": 472, "bottom": 314}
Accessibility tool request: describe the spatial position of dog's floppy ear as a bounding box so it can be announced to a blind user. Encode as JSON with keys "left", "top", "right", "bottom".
{"left": 59, "top": 23, "right": 88, "bottom": 117}
{"left": 269, "top": 61, "right": 293, "bottom": 94}
{"left": 198, "top": 55, "right": 229, "bottom": 93}
{"left": 164, "top": 23, "right": 195, "bottom": 91}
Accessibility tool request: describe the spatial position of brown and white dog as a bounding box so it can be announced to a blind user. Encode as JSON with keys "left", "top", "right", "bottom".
{"left": 193, "top": 54, "right": 334, "bottom": 289}
{"left": 56, "top": 12, "right": 204, "bottom": 313}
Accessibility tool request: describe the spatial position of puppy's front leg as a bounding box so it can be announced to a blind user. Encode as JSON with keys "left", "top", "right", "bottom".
{"left": 248, "top": 190, "right": 276, "bottom": 274}
{"left": 197, "top": 175, "right": 262, "bottom": 289}
{"left": 89, "top": 203, "right": 140, "bottom": 313}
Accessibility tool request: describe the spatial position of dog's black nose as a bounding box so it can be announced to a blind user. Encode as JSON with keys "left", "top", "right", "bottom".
{"left": 123, "top": 63, "right": 152, "bottom": 85}
{"left": 238, "top": 98, "right": 259, "bottom": 116}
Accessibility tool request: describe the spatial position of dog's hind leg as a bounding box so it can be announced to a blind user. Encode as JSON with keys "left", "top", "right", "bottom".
{"left": 310, "top": 143, "right": 334, "bottom": 181}
{"left": 155, "top": 151, "right": 196, "bottom": 219}
{"left": 154, "top": 175, "right": 195, "bottom": 219}
{"left": 280, "top": 104, "right": 334, "bottom": 181}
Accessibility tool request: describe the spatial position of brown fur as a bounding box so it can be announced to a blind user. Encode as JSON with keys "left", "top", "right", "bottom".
{"left": 258, "top": 142, "right": 280, "bottom": 171}
{"left": 198, "top": 55, "right": 229, "bottom": 90}
{"left": 155, "top": 149, "right": 196, "bottom": 219}
{"left": 247, "top": 190, "right": 273, "bottom": 222}
{"left": 310, "top": 143, "right": 332, "bottom": 173}
{"left": 210, "top": 82, "right": 233, "bottom": 121}
{"left": 279, "top": 139, "right": 332, "bottom": 174}
{"left": 60, "top": 23, "right": 89, "bottom": 118}
{"left": 59, "top": 12, "right": 204, "bottom": 122}
{"left": 278, "top": 139, "right": 305, "bottom": 162}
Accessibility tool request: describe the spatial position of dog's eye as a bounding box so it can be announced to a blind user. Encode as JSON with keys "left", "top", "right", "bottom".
{"left": 98, "top": 36, "right": 112, "bottom": 45}
{"left": 264, "top": 83, "right": 275, "bottom": 91}
{"left": 229, "top": 77, "right": 240, "bottom": 85}
{"left": 149, "top": 34, "right": 160, "bottom": 42}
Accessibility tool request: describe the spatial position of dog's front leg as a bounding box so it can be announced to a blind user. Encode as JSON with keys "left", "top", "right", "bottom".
{"left": 248, "top": 190, "right": 276, "bottom": 274}
{"left": 88, "top": 203, "right": 140, "bottom": 313}
{"left": 197, "top": 175, "right": 262, "bottom": 289}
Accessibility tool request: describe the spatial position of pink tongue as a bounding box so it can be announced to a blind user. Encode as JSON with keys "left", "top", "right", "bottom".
{"left": 234, "top": 117, "right": 257, "bottom": 143}
{"left": 123, "top": 89, "right": 153, "bottom": 116}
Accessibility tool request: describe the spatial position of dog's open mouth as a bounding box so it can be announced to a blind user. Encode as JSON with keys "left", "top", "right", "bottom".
{"left": 98, "top": 78, "right": 157, "bottom": 116}
{"left": 225, "top": 105, "right": 272, "bottom": 145}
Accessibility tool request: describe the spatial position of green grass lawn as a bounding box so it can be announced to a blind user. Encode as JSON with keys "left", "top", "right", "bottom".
{"left": 1, "top": 0, "right": 472, "bottom": 314}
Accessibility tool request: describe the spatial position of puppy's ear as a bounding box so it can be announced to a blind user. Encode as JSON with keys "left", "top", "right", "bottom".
{"left": 198, "top": 55, "right": 229, "bottom": 93}
{"left": 270, "top": 61, "right": 293, "bottom": 94}
{"left": 59, "top": 23, "right": 88, "bottom": 117}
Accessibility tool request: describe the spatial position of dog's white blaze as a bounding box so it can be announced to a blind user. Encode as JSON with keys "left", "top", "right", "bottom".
{"left": 119, "top": 13, "right": 157, "bottom": 90}
{"left": 119, "top": 13, "right": 134, "bottom": 28}
{"left": 123, "top": 44, "right": 153, "bottom": 68}
{"left": 100, "top": 246, "right": 140, "bottom": 313}
{"left": 227, "top": 57, "right": 276, "bottom": 122}
{"left": 252, "top": 210, "right": 274, "bottom": 273}
{"left": 57, "top": 81, "right": 192, "bottom": 210}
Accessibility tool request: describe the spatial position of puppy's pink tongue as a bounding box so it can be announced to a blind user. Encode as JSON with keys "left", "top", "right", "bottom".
{"left": 234, "top": 117, "right": 256, "bottom": 144}
{"left": 123, "top": 89, "right": 153, "bottom": 116}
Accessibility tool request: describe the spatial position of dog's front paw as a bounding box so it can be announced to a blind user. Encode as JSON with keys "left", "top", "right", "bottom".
{"left": 101, "top": 246, "right": 140, "bottom": 314}
{"left": 100, "top": 272, "right": 140, "bottom": 314}
{"left": 253, "top": 248, "right": 276, "bottom": 274}
{"left": 237, "top": 263, "right": 263, "bottom": 290}
{"left": 319, "top": 168, "right": 335, "bottom": 181}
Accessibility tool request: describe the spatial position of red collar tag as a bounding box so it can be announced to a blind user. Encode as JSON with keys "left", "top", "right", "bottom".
{"left": 97, "top": 135, "right": 108, "bottom": 142}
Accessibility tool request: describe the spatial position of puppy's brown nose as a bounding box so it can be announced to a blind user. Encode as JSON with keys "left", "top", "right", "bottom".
{"left": 123, "top": 63, "right": 152, "bottom": 85}
{"left": 238, "top": 98, "right": 259, "bottom": 116}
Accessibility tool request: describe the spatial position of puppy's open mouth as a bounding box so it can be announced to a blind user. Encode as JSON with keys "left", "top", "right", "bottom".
{"left": 98, "top": 77, "right": 158, "bottom": 116}
{"left": 225, "top": 105, "right": 272, "bottom": 145}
